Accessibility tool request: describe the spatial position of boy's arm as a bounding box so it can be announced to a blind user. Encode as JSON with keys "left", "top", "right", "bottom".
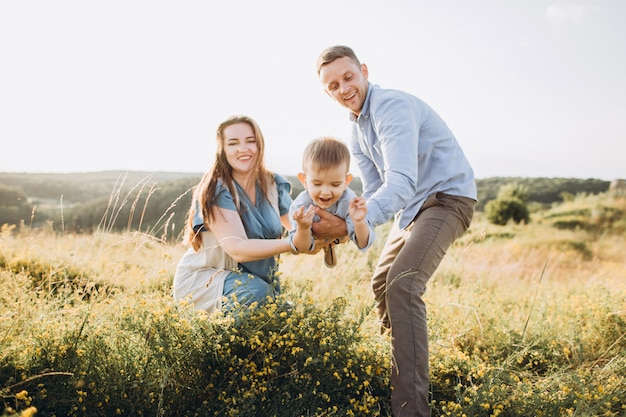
{"left": 350, "top": 196, "right": 370, "bottom": 249}
{"left": 290, "top": 205, "right": 316, "bottom": 253}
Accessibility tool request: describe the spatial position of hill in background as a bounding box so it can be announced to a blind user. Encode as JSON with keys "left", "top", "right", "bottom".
{"left": 0, "top": 171, "right": 612, "bottom": 240}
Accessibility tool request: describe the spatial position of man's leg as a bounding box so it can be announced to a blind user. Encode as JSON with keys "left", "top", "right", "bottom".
{"left": 387, "top": 193, "right": 475, "bottom": 417}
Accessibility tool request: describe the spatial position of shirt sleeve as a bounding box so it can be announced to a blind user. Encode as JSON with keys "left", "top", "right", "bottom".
{"left": 366, "top": 94, "right": 420, "bottom": 226}
{"left": 351, "top": 135, "right": 383, "bottom": 199}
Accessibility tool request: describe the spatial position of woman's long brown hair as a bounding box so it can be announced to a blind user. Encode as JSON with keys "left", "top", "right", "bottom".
{"left": 186, "top": 115, "right": 274, "bottom": 251}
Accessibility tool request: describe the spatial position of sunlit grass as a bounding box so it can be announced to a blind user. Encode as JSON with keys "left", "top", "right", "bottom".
{"left": 1, "top": 193, "right": 625, "bottom": 416}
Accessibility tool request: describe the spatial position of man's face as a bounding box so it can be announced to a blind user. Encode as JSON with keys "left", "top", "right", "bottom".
{"left": 319, "top": 56, "right": 369, "bottom": 116}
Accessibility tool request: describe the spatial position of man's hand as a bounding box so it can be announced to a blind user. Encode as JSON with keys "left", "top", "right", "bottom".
{"left": 311, "top": 207, "right": 348, "bottom": 240}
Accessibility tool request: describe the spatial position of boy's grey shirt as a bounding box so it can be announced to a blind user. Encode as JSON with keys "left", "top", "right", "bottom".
{"left": 288, "top": 188, "right": 375, "bottom": 252}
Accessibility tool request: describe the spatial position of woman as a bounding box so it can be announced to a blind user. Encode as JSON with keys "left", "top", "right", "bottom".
{"left": 173, "top": 115, "right": 293, "bottom": 313}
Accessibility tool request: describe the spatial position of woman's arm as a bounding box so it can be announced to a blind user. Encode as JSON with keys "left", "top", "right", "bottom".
{"left": 280, "top": 212, "right": 292, "bottom": 232}
{"left": 208, "top": 206, "right": 291, "bottom": 263}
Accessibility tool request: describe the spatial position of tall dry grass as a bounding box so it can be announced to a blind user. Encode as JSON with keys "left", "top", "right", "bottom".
{"left": 1, "top": 193, "right": 625, "bottom": 416}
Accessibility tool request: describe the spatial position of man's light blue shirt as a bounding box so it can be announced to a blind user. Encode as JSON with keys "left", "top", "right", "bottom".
{"left": 350, "top": 82, "right": 477, "bottom": 229}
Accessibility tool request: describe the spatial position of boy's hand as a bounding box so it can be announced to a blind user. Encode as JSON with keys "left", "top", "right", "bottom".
{"left": 349, "top": 196, "right": 367, "bottom": 222}
{"left": 292, "top": 205, "right": 316, "bottom": 228}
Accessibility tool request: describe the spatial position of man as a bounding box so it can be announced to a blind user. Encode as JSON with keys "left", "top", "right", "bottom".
{"left": 313, "top": 45, "right": 477, "bottom": 417}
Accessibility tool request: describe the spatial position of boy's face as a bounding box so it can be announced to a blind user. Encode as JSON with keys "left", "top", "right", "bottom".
{"left": 297, "top": 163, "right": 352, "bottom": 210}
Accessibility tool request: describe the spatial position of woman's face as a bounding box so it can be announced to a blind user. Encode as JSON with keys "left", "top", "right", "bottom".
{"left": 222, "top": 122, "right": 258, "bottom": 175}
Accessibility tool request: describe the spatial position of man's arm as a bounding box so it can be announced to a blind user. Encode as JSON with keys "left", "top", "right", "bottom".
{"left": 311, "top": 207, "right": 348, "bottom": 240}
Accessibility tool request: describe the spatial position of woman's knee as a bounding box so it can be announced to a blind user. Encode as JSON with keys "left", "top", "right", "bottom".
{"left": 223, "top": 273, "right": 275, "bottom": 307}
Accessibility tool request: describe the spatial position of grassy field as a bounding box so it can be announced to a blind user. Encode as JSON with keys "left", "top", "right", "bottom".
{"left": 1, "top": 192, "right": 625, "bottom": 416}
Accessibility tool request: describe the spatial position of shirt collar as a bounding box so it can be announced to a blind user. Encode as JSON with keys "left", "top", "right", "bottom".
{"left": 349, "top": 82, "right": 374, "bottom": 122}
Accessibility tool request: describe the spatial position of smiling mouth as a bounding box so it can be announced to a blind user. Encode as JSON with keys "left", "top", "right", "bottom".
{"left": 317, "top": 197, "right": 333, "bottom": 205}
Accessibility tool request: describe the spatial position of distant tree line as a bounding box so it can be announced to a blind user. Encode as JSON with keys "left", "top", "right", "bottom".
{"left": 476, "top": 177, "right": 610, "bottom": 209}
{"left": 0, "top": 172, "right": 612, "bottom": 241}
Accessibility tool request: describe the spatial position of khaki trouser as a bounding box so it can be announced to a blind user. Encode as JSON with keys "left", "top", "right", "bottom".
{"left": 372, "top": 192, "right": 476, "bottom": 417}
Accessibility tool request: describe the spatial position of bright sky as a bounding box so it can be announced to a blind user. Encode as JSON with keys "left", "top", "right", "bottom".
{"left": 1, "top": 1, "right": 625, "bottom": 181}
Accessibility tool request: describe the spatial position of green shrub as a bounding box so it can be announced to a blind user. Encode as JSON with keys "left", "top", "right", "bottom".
{"left": 1, "top": 295, "right": 391, "bottom": 417}
{"left": 485, "top": 198, "right": 530, "bottom": 225}
{"left": 484, "top": 183, "right": 531, "bottom": 225}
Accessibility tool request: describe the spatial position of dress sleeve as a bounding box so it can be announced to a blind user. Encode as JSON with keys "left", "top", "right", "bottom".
{"left": 191, "top": 181, "right": 238, "bottom": 232}
{"left": 213, "top": 180, "right": 238, "bottom": 211}
{"left": 273, "top": 173, "right": 293, "bottom": 216}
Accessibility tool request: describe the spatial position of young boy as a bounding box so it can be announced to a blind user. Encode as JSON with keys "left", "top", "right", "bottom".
{"left": 288, "top": 136, "right": 375, "bottom": 267}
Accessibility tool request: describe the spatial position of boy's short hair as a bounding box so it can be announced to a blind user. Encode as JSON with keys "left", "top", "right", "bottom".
{"left": 302, "top": 136, "right": 350, "bottom": 172}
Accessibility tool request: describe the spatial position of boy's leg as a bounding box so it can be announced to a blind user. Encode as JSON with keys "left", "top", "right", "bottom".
{"left": 323, "top": 244, "right": 337, "bottom": 268}
{"left": 323, "top": 238, "right": 344, "bottom": 268}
